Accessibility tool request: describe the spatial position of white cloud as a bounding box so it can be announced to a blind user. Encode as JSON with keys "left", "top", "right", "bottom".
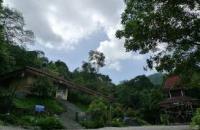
{"left": 97, "top": 26, "right": 144, "bottom": 71}
{"left": 4, "top": 0, "right": 144, "bottom": 71}
{"left": 4, "top": 0, "right": 121, "bottom": 50}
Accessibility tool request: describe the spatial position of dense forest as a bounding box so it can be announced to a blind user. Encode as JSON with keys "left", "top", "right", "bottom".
{"left": 0, "top": 0, "right": 200, "bottom": 129}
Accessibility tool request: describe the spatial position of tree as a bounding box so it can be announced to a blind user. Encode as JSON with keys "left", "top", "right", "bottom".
{"left": 0, "top": 1, "right": 15, "bottom": 73}
{"left": 0, "top": 0, "right": 4, "bottom": 41}
{"left": 54, "top": 60, "right": 71, "bottom": 79}
{"left": 0, "top": 7, "right": 34, "bottom": 45}
{"left": 31, "top": 77, "right": 56, "bottom": 98}
{"left": 116, "top": 75, "right": 163, "bottom": 123}
{"left": 87, "top": 98, "right": 108, "bottom": 128}
{"left": 116, "top": 0, "right": 200, "bottom": 73}
{"left": 81, "top": 61, "right": 96, "bottom": 73}
{"left": 89, "top": 50, "right": 105, "bottom": 72}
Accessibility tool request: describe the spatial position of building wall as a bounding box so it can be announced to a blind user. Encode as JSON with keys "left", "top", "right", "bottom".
{"left": 56, "top": 87, "right": 68, "bottom": 100}
{"left": 6, "top": 75, "right": 69, "bottom": 100}
{"left": 9, "top": 75, "right": 35, "bottom": 97}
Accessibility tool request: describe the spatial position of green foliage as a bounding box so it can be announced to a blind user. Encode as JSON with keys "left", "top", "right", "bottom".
{"left": 0, "top": 114, "right": 18, "bottom": 125}
{"left": 31, "top": 77, "right": 56, "bottom": 98}
{"left": 117, "top": 0, "right": 200, "bottom": 73}
{"left": 116, "top": 75, "right": 164, "bottom": 124}
{"left": 89, "top": 50, "right": 105, "bottom": 72}
{"left": 81, "top": 99, "right": 109, "bottom": 128}
{"left": 16, "top": 115, "right": 64, "bottom": 130}
{"left": 0, "top": 87, "right": 15, "bottom": 113}
{"left": 81, "top": 120, "right": 100, "bottom": 129}
{"left": 0, "top": 120, "right": 3, "bottom": 126}
{"left": 111, "top": 118, "right": 124, "bottom": 127}
{"left": 148, "top": 73, "right": 164, "bottom": 86}
{"left": 14, "top": 97, "right": 64, "bottom": 114}
{"left": 191, "top": 108, "right": 200, "bottom": 130}
{"left": 160, "top": 114, "right": 170, "bottom": 125}
{"left": 1, "top": 7, "right": 34, "bottom": 45}
{"left": 112, "top": 103, "right": 124, "bottom": 118}
{"left": 88, "top": 99, "right": 108, "bottom": 126}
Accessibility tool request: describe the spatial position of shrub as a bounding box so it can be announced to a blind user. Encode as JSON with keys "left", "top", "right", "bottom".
{"left": 111, "top": 118, "right": 124, "bottom": 127}
{"left": 191, "top": 108, "right": 200, "bottom": 130}
{"left": 17, "top": 115, "right": 64, "bottom": 130}
{"left": 81, "top": 120, "right": 97, "bottom": 128}
{"left": 160, "top": 114, "right": 170, "bottom": 125}
{"left": 88, "top": 99, "right": 108, "bottom": 126}
{"left": 0, "top": 114, "right": 18, "bottom": 125}
{"left": 0, "top": 88, "right": 15, "bottom": 113}
{"left": 36, "top": 116, "right": 64, "bottom": 130}
{"left": 81, "top": 98, "right": 108, "bottom": 128}
{"left": 0, "top": 120, "right": 3, "bottom": 126}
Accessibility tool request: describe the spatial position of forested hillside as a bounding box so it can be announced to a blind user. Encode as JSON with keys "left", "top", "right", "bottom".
{"left": 148, "top": 73, "right": 164, "bottom": 86}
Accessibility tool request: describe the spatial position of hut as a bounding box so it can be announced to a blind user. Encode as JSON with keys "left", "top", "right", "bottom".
{"left": 159, "top": 75, "right": 200, "bottom": 123}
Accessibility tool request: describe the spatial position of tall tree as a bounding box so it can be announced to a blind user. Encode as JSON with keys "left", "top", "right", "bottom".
{"left": 0, "top": 7, "right": 34, "bottom": 45}
{"left": 116, "top": 0, "right": 200, "bottom": 73}
{"left": 89, "top": 50, "right": 105, "bottom": 72}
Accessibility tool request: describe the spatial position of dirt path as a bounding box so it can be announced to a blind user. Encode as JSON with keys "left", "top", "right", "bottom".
{"left": 58, "top": 100, "right": 83, "bottom": 129}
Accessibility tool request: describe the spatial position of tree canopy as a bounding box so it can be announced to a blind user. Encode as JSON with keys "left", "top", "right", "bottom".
{"left": 116, "top": 0, "right": 200, "bottom": 74}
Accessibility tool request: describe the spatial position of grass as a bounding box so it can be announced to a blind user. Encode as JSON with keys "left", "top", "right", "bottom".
{"left": 18, "top": 115, "right": 64, "bottom": 129}
{"left": 0, "top": 114, "right": 64, "bottom": 129}
{"left": 13, "top": 97, "right": 65, "bottom": 113}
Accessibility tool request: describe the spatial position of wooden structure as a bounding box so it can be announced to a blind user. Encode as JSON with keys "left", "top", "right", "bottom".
{"left": 0, "top": 66, "right": 113, "bottom": 101}
{"left": 159, "top": 75, "right": 200, "bottom": 123}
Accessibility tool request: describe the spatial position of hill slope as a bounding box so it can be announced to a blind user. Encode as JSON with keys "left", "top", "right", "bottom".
{"left": 148, "top": 73, "right": 164, "bottom": 86}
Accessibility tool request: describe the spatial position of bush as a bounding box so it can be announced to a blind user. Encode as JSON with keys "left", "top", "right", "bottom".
{"left": 36, "top": 116, "right": 64, "bottom": 130}
{"left": 18, "top": 115, "right": 64, "bottom": 130}
{"left": 88, "top": 99, "right": 108, "bottom": 126}
{"left": 0, "top": 120, "right": 3, "bottom": 126}
{"left": 191, "top": 108, "right": 200, "bottom": 130}
{"left": 81, "top": 120, "right": 97, "bottom": 128}
{"left": 0, "top": 114, "right": 18, "bottom": 125}
{"left": 160, "top": 114, "right": 170, "bottom": 125}
{"left": 80, "top": 98, "right": 108, "bottom": 128}
{"left": 0, "top": 88, "right": 15, "bottom": 113}
{"left": 111, "top": 118, "right": 124, "bottom": 127}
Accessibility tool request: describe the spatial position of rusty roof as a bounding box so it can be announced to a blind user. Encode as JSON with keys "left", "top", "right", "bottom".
{"left": 164, "top": 75, "right": 181, "bottom": 90}
{"left": 0, "top": 66, "right": 114, "bottom": 102}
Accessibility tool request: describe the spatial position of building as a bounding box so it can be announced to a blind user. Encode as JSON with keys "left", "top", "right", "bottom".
{"left": 0, "top": 66, "right": 112, "bottom": 101}
{"left": 159, "top": 75, "right": 200, "bottom": 123}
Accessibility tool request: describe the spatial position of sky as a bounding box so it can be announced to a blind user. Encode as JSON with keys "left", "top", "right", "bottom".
{"left": 3, "top": 0, "right": 155, "bottom": 83}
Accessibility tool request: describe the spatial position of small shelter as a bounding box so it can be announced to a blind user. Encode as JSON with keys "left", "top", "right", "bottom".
{"left": 0, "top": 66, "right": 112, "bottom": 101}
{"left": 159, "top": 75, "right": 200, "bottom": 123}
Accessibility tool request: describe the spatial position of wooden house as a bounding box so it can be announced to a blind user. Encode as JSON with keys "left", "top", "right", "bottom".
{"left": 159, "top": 75, "right": 200, "bottom": 123}
{"left": 0, "top": 66, "right": 112, "bottom": 101}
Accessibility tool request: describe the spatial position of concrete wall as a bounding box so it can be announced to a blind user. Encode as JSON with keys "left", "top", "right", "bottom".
{"left": 56, "top": 87, "right": 68, "bottom": 100}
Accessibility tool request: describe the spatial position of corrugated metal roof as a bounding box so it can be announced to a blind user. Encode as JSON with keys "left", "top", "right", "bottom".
{"left": 164, "top": 75, "right": 181, "bottom": 89}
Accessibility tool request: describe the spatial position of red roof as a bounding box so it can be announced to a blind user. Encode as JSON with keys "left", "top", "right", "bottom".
{"left": 164, "top": 75, "right": 181, "bottom": 89}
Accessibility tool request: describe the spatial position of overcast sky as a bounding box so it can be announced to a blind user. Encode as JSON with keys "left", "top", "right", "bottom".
{"left": 4, "top": 0, "right": 155, "bottom": 83}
